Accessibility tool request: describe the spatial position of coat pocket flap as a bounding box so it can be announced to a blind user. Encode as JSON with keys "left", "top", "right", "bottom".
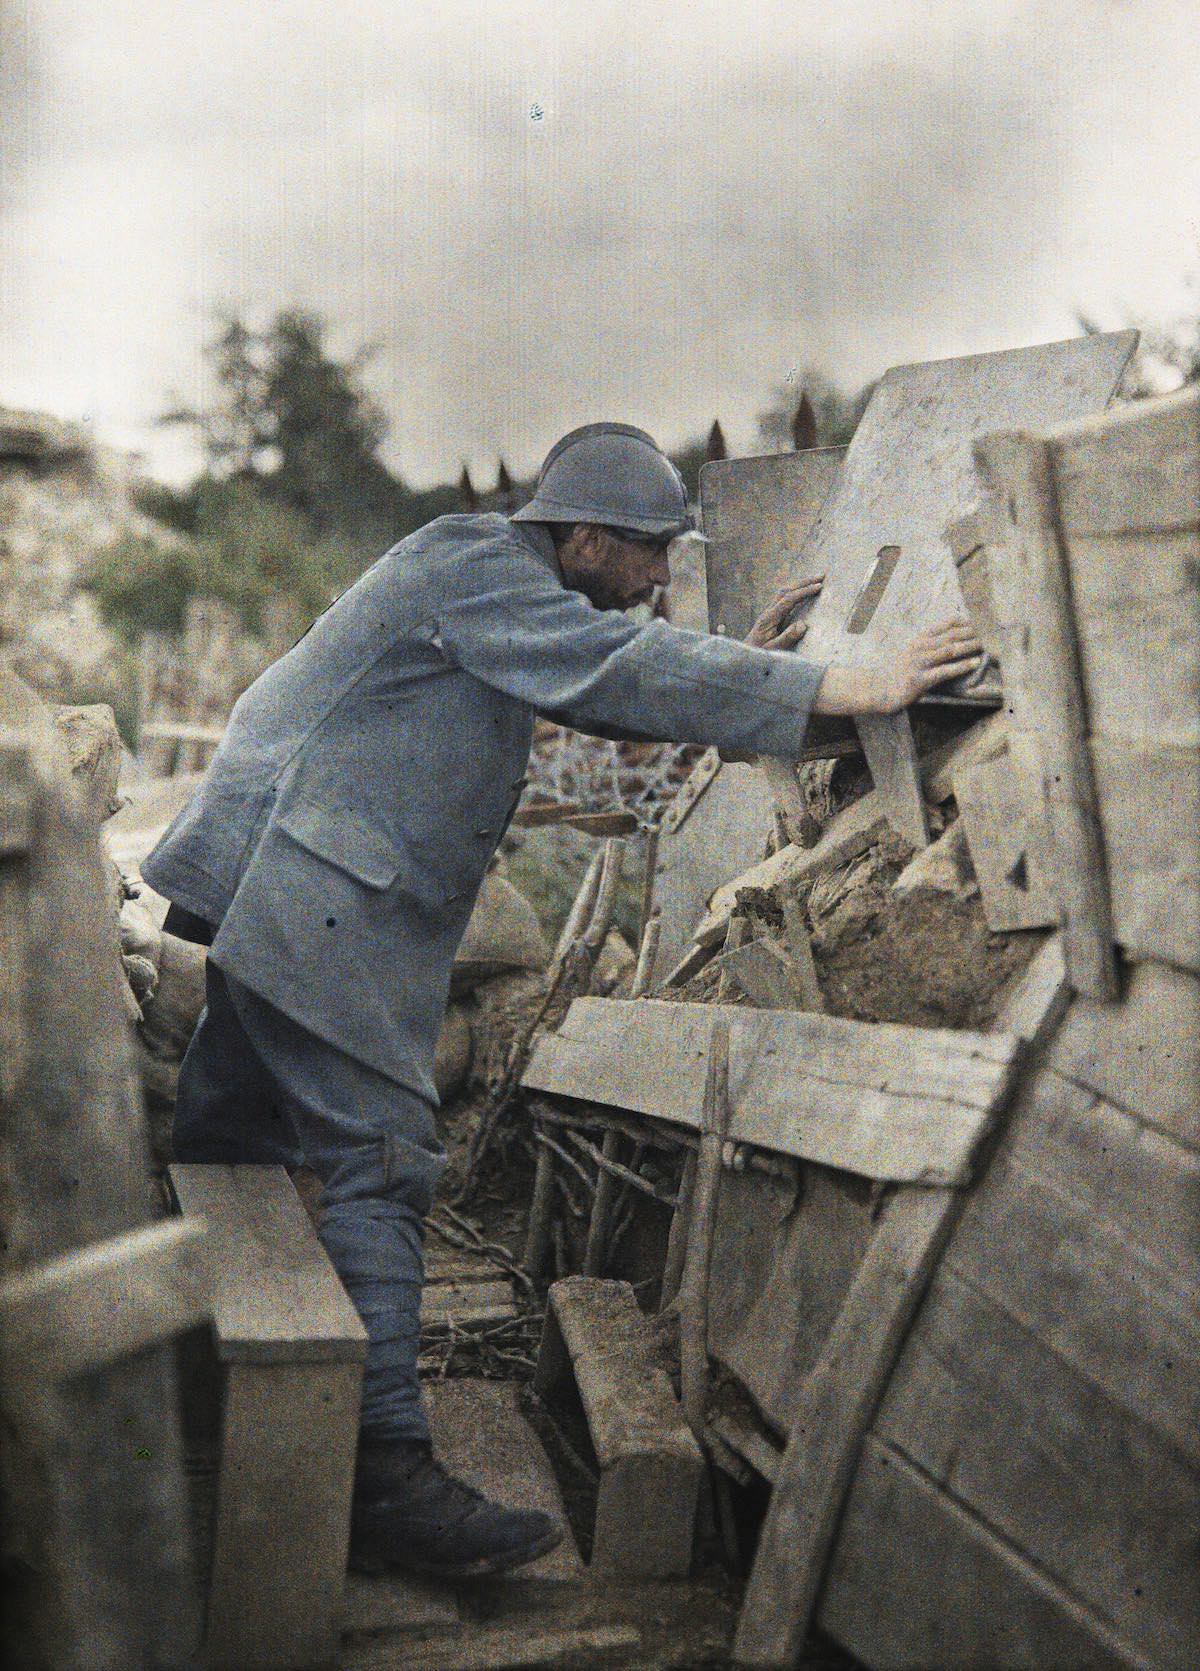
{"left": 277, "top": 799, "right": 428, "bottom": 895}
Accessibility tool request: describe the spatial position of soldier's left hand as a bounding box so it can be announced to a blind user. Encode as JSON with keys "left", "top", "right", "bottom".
{"left": 745, "top": 578, "right": 824, "bottom": 650}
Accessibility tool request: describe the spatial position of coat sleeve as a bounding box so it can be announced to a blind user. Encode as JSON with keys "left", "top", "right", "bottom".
{"left": 432, "top": 536, "right": 827, "bottom": 759}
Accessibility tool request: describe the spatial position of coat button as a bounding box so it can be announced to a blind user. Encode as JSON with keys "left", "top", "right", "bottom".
{"left": 476, "top": 828, "right": 493, "bottom": 840}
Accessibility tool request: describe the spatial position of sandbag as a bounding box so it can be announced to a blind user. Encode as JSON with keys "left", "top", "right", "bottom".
{"left": 451, "top": 870, "right": 549, "bottom": 994}
{"left": 434, "top": 1002, "right": 474, "bottom": 1100}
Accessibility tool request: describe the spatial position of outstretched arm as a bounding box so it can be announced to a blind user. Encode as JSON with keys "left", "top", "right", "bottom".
{"left": 812, "top": 619, "right": 983, "bottom": 715}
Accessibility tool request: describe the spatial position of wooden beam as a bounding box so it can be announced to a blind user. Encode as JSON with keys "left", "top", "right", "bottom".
{"left": 524, "top": 998, "right": 1022, "bottom": 1186}
{"left": 974, "top": 429, "right": 1118, "bottom": 999}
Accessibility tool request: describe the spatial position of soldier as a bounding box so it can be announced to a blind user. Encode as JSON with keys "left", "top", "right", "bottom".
{"left": 144, "top": 423, "right": 980, "bottom": 1576}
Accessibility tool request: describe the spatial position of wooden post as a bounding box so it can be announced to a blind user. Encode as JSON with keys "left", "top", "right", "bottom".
{"left": 660, "top": 1149, "right": 698, "bottom": 1311}
{"left": 677, "top": 1020, "right": 732, "bottom": 1437}
{"left": 524, "top": 1128, "right": 556, "bottom": 1279}
{"left": 974, "top": 430, "right": 1118, "bottom": 999}
{"left": 582, "top": 1130, "right": 622, "bottom": 1276}
{"left": 631, "top": 915, "right": 662, "bottom": 998}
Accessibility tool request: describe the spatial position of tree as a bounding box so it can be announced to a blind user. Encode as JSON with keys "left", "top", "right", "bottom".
{"left": 163, "top": 310, "right": 407, "bottom": 547}
{"left": 757, "top": 370, "right": 873, "bottom": 451}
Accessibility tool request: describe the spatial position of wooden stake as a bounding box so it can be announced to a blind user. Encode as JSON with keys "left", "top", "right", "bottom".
{"left": 780, "top": 889, "right": 826, "bottom": 1012}
{"left": 582, "top": 1130, "right": 621, "bottom": 1276}
{"left": 677, "top": 1020, "right": 732, "bottom": 1438}
{"left": 523, "top": 1129, "right": 555, "bottom": 1280}
{"left": 631, "top": 915, "right": 661, "bottom": 998}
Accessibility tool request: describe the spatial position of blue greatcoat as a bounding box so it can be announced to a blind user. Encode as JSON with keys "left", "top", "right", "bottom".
{"left": 143, "top": 515, "right": 827, "bottom": 1099}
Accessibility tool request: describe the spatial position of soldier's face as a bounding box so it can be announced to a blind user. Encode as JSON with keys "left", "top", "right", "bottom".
{"left": 560, "top": 524, "right": 673, "bottom": 612}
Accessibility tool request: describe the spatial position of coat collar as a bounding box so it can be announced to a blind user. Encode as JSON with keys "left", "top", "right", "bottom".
{"left": 509, "top": 518, "right": 563, "bottom": 582}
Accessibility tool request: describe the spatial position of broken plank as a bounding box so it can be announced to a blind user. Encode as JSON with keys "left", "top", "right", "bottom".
{"left": 524, "top": 998, "right": 1022, "bottom": 1186}
{"left": 855, "top": 710, "right": 929, "bottom": 847}
{"left": 709, "top": 938, "right": 798, "bottom": 1009}
{"left": 954, "top": 746, "right": 1058, "bottom": 931}
{"left": 990, "top": 934, "right": 1069, "bottom": 1052}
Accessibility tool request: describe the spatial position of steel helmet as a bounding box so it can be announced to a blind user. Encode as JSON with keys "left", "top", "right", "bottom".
{"left": 511, "top": 422, "right": 693, "bottom": 537}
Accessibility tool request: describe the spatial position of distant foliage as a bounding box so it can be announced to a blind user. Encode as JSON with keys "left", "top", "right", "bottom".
{"left": 757, "top": 371, "right": 874, "bottom": 451}
{"left": 1080, "top": 285, "right": 1200, "bottom": 397}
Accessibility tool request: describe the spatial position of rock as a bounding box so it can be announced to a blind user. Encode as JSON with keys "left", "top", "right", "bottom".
{"left": 591, "top": 928, "right": 636, "bottom": 994}
{"left": 53, "top": 703, "right": 123, "bottom": 822}
{"left": 892, "top": 817, "right": 979, "bottom": 901}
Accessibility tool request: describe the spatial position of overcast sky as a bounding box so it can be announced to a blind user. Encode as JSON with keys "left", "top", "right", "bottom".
{"left": 1, "top": 0, "right": 1197, "bottom": 486}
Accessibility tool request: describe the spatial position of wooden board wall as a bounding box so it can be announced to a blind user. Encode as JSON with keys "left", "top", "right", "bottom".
{"left": 820, "top": 961, "right": 1200, "bottom": 1670}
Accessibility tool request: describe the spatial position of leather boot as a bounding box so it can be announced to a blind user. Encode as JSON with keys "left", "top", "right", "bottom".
{"left": 350, "top": 1437, "right": 563, "bottom": 1578}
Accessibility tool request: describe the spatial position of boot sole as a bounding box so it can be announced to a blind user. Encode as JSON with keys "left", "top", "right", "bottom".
{"left": 349, "top": 1520, "right": 564, "bottom": 1581}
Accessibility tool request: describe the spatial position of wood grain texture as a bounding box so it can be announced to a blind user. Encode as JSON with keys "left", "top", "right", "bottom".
{"left": 1049, "top": 384, "right": 1199, "bottom": 537}
{"left": 819, "top": 1437, "right": 1153, "bottom": 1671}
{"left": 974, "top": 428, "right": 1118, "bottom": 999}
{"left": 700, "top": 446, "right": 845, "bottom": 642}
{"left": 854, "top": 710, "right": 929, "bottom": 847}
{"left": 1092, "top": 736, "right": 1200, "bottom": 975}
{"left": 206, "top": 1360, "right": 362, "bottom": 1670}
{"left": 524, "top": 998, "right": 1021, "bottom": 1185}
{"left": 735, "top": 1184, "right": 965, "bottom": 1669}
{"left": 169, "top": 1164, "right": 367, "bottom": 1364}
{"left": 1043, "top": 959, "right": 1200, "bottom": 1149}
{"left": 876, "top": 1265, "right": 1200, "bottom": 1668}
{"left": 649, "top": 759, "right": 772, "bottom": 985}
{"left": 946, "top": 1156, "right": 1200, "bottom": 1462}
{"left": 954, "top": 747, "right": 1058, "bottom": 931}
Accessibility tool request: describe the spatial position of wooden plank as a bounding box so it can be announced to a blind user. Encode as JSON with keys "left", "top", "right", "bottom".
{"left": 818, "top": 1437, "right": 1153, "bottom": 1671}
{"left": 659, "top": 747, "right": 721, "bottom": 835}
{"left": 1092, "top": 736, "right": 1200, "bottom": 975}
{"left": 169, "top": 1164, "right": 367, "bottom": 1365}
{"left": 709, "top": 938, "right": 797, "bottom": 1009}
{"left": 206, "top": 1360, "right": 362, "bottom": 1671}
{"left": 877, "top": 1264, "right": 1200, "bottom": 1667}
{"left": 794, "top": 332, "right": 1136, "bottom": 679}
{"left": 733, "top": 915, "right": 1078, "bottom": 1663}
{"left": 0, "top": 1220, "right": 210, "bottom": 1387}
{"left": 1049, "top": 383, "right": 1200, "bottom": 537}
{"left": 946, "top": 1156, "right": 1200, "bottom": 1462}
{"left": 708, "top": 1167, "right": 875, "bottom": 1436}
{"left": 854, "top": 710, "right": 929, "bottom": 847}
{"left": 678, "top": 1021, "right": 731, "bottom": 1436}
{"left": 524, "top": 998, "right": 1022, "bottom": 1186}
{"left": 1044, "top": 959, "right": 1200, "bottom": 1149}
{"left": 535, "top": 1280, "right": 702, "bottom": 1579}
{"left": 974, "top": 429, "right": 1118, "bottom": 998}
{"left": 999, "top": 1067, "right": 1200, "bottom": 1279}
{"left": 734, "top": 1183, "right": 966, "bottom": 1669}
{"left": 649, "top": 759, "right": 772, "bottom": 985}
{"left": 1065, "top": 529, "right": 1200, "bottom": 742}
{"left": 920, "top": 708, "right": 1008, "bottom": 802}
{"left": 699, "top": 446, "right": 845, "bottom": 643}
{"left": 954, "top": 747, "right": 1058, "bottom": 931}
{"left": 990, "top": 934, "right": 1069, "bottom": 1052}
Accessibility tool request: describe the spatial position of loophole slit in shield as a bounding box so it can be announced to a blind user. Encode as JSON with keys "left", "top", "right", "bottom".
{"left": 845, "top": 545, "right": 901, "bottom": 635}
